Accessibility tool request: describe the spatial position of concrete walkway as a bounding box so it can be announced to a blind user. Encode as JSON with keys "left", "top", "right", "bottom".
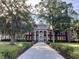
{"left": 17, "top": 42, "right": 65, "bottom": 59}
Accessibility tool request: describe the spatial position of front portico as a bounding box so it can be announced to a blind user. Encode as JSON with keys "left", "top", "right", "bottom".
{"left": 34, "top": 21, "right": 49, "bottom": 42}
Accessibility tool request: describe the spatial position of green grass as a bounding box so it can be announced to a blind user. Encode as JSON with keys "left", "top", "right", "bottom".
{"left": 0, "top": 42, "right": 32, "bottom": 59}
{"left": 50, "top": 43, "right": 79, "bottom": 59}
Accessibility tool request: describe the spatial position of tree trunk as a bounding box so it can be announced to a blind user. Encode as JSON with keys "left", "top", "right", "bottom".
{"left": 10, "top": 33, "right": 16, "bottom": 45}
{"left": 1, "top": 32, "right": 3, "bottom": 40}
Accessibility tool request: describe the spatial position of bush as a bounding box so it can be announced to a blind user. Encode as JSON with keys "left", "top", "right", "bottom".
{"left": 22, "top": 42, "right": 32, "bottom": 49}
{"left": 50, "top": 43, "right": 74, "bottom": 57}
{"left": 51, "top": 44, "right": 62, "bottom": 51}
{"left": 61, "top": 46, "right": 74, "bottom": 55}
{"left": 1, "top": 47, "right": 21, "bottom": 59}
{"left": 1, "top": 39, "right": 10, "bottom": 41}
{"left": 1, "top": 42, "right": 32, "bottom": 59}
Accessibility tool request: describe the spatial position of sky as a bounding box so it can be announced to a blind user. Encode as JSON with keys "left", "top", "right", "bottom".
{"left": 26, "top": 0, "right": 79, "bottom": 14}
{"left": 26, "top": 0, "right": 41, "bottom": 6}
{"left": 62, "top": 0, "right": 79, "bottom": 14}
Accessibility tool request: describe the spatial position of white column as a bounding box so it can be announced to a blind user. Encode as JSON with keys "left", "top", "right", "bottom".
{"left": 52, "top": 30, "right": 55, "bottom": 43}
{"left": 46, "top": 30, "right": 49, "bottom": 42}
{"left": 34, "top": 30, "right": 36, "bottom": 41}
{"left": 42, "top": 30, "right": 44, "bottom": 42}
{"left": 38, "top": 30, "right": 40, "bottom": 41}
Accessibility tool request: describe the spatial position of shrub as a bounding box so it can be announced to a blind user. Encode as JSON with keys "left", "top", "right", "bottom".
{"left": 1, "top": 48, "right": 19, "bottom": 59}
{"left": 61, "top": 46, "right": 74, "bottom": 55}
{"left": 51, "top": 44, "right": 62, "bottom": 51}
{"left": 50, "top": 43, "right": 74, "bottom": 57}
{"left": 1, "top": 42, "right": 32, "bottom": 59}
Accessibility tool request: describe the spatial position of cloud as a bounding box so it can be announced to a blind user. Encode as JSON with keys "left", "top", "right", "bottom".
{"left": 26, "top": 0, "right": 41, "bottom": 6}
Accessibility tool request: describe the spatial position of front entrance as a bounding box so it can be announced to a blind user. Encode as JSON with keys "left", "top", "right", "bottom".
{"left": 38, "top": 31, "right": 44, "bottom": 42}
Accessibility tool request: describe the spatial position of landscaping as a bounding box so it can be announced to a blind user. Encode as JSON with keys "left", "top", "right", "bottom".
{"left": 0, "top": 42, "right": 32, "bottom": 59}
{"left": 50, "top": 42, "right": 79, "bottom": 59}
{"left": 0, "top": 42, "right": 79, "bottom": 59}
{"left": 0, "top": 0, "right": 79, "bottom": 59}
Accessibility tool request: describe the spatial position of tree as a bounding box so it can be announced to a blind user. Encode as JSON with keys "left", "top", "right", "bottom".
{"left": 35, "top": 0, "right": 72, "bottom": 32}
{"left": 0, "top": 16, "right": 6, "bottom": 39}
{"left": 0, "top": 0, "right": 33, "bottom": 44}
{"left": 71, "top": 20, "right": 79, "bottom": 41}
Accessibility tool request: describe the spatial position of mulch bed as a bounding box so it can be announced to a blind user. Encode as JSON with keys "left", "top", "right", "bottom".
{"left": 59, "top": 52, "right": 74, "bottom": 59}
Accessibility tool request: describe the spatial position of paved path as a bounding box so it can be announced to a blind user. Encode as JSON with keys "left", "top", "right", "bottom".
{"left": 17, "top": 42, "right": 65, "bottom": 59}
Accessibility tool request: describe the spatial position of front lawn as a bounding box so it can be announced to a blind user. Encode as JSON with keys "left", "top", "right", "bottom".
{"left": 50, "top": 43, "right": 79, "bottom": 59}
{"left": 0, "top": 42, "right": 32, "bottom": 59}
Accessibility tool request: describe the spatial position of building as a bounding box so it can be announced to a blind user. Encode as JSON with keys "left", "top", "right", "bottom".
{"left": 34, "top": 20, "right": 54, "bottom": 42}
{"left": 0, "top": 20, "right": 71, "bottom": 42}
{"left": 34, "top": 20, "right": 48, "bottom": 42}
{"left": 25, "top": 20, "right": 69, "bottom": 42}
